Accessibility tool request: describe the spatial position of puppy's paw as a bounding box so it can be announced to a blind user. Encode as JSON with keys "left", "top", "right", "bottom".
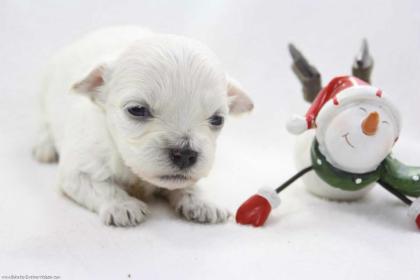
{"left": 100, "top": 199, "right": 149, "bottom": 227}
{"left": 32, "top": 141, "right": 58, "bottom": 163}
{"left": 175, "top": 194, "right": 230, "bottom": 224}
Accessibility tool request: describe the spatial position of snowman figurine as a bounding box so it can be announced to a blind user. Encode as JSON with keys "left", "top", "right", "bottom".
{"left": 236, "top": 41, "right": 420, "bottom": 229}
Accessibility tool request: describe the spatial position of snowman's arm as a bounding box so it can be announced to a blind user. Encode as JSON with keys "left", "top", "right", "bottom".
{"left": 377, "top": 179, "right": 413, "bottom": 206}
{"left": 288, "top": 44, "right": 322, "bottom": 103}
{"left": 380, "top": 157, "right": 420, "bottom": 198}
{"left": 275, "top": 166, "right": 314, "bottom": 193}
{"left": 236, "top": 166, "right": 314, "bottom": 227}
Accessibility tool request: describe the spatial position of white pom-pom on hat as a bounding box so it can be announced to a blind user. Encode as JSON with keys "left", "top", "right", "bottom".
{"left": 286, "top": 114, "right": 308, "bottom": 135}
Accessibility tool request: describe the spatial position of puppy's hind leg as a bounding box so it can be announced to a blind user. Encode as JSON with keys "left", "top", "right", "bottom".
{"left": 32, "top": 122, "right": 59, "bottom": 163}
{"left": 60, "top": 173, "right": 149, "bottom": 227}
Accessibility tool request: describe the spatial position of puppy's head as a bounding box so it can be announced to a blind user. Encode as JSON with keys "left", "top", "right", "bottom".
{"left": 73, "top": 35, "right": 253, "bottom": 189}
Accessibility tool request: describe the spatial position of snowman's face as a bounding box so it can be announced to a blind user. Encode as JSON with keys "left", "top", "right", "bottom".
{"left": 318, "top": 101, "right": 398, "bottom": 174}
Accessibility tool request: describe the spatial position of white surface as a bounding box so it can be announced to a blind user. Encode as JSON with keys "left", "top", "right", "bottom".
{"left": 1, "top": 0, "right": 420, "bottom": 279}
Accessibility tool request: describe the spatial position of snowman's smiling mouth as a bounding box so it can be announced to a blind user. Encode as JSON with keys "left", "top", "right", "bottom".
{"left": 342, "top": 133, "right": 355, "bottom": 148}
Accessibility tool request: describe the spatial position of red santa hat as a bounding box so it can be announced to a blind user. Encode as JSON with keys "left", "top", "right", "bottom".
{"left": 286, "top": 76, "right": 401, "bottom": 135}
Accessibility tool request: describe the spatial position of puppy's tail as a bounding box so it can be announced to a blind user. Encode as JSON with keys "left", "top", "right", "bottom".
{"left": 288, "top": 43, "right": 322, "bottom": 103}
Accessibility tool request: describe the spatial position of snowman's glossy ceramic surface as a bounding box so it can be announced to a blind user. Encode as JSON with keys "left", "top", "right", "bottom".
{"left": 295, "top": 130, "right": 374, "bottom": 200}
{"left": 317, "top": 101, "right": 398, "bottom": 174}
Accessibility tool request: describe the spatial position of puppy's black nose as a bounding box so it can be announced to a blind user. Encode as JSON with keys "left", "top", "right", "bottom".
{"left": 169, "top": 148, "right": 198, "bottom": 169}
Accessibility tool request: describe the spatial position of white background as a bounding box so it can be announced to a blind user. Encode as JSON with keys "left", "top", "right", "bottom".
{"left": 1, "top": 0, "right": 420, "bottom": 279}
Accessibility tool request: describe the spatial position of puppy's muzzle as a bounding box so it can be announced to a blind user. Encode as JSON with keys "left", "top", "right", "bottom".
{"left": 169, "top": 148, "right": 198, "bottom": 170}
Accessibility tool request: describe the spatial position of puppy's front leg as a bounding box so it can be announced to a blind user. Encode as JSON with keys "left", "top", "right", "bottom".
{"left": 60, "top": 173, "right": 149, "bottom": 227}
{"left": 164, "top": 188, "right": 230, "bottom": 224}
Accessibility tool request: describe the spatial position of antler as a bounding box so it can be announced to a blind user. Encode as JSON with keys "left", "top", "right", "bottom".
{"left": 352, "top": 39, "right": 374, "bottom": 84}
{"left": 289, "top": 43, "right": 322, "bottom": 103}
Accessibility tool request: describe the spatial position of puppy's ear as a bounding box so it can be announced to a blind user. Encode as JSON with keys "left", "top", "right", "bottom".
{"left": 227, "top": 78, "right": 254, "bottom": 115}
{"left": 72, "top": 64, "right": 110, "bottom": 106}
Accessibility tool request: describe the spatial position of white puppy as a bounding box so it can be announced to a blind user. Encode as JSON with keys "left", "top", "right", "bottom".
{"left": 33, "top": 26, "right": 253, "bottom": 226}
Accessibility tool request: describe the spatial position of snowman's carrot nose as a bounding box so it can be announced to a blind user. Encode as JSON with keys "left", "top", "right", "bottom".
{"left": 362, "top": 112, "right": 380, "bottom": 136}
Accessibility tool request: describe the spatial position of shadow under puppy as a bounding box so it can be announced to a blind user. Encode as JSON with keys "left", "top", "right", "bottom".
{"left": 33, "top": 26, "right": 253, "bottom": 227}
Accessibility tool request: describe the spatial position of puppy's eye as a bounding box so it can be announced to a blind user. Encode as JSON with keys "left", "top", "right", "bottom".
{"left": 127, "top": 106, "right": 152, "bottom": 119}
{"left": 209, "top": 114, "right": 224, "bottom": 127}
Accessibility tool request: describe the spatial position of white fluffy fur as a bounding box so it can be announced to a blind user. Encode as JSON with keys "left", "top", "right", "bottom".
{"left": 33, "top": 26, "right": 253, "bottom": 226}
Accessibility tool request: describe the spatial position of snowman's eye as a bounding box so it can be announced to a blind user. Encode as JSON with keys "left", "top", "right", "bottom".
{"left": 382, "top": 120, "right": 390, "bottom": 125}
{"left": 359, "top": 107, "right": 367, "bottom": 113}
